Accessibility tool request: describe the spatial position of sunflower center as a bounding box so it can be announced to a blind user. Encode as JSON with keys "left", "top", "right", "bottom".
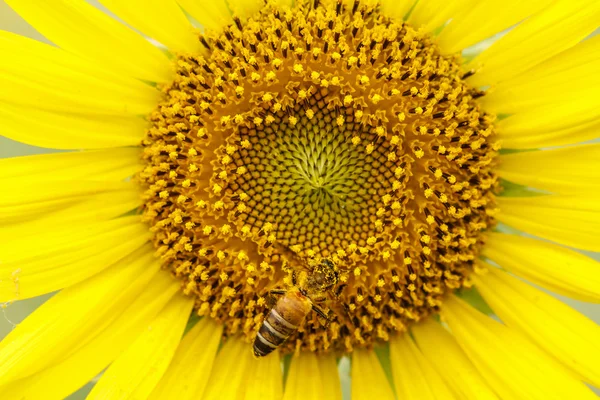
{"left": 231, "top": 92, "right": 400, "bottom": 257}
{"left": 140, "top": 0, "right": 499, "bottom": 354}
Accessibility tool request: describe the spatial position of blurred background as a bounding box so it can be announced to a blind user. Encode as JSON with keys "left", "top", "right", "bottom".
{"left": 1, "top": 0, "right": 599, "bottom": 398}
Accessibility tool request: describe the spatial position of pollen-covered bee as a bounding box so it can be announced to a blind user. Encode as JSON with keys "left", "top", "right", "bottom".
{"left": 252, "top": 258, "right": 341, "bottom": 357}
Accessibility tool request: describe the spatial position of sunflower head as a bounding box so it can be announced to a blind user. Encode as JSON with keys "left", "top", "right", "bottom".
{"left": 139, "top": 0, "right": 499, "bottom": 354}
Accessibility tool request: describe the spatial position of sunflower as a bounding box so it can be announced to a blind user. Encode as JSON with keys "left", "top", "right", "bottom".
{"left": 1, "top": 0, "right": 599, "bottom": 398}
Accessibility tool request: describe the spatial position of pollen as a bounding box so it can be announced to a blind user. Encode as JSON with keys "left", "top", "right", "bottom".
{"left": 140, "top": 0, "right": 499, "bottom": 354}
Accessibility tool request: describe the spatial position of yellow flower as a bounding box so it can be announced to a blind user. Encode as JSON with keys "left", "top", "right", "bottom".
{"left": 0, "top": 0, "right": 599, "bottom": 399}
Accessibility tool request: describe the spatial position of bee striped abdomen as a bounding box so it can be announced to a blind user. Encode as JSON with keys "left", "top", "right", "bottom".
{"left": 253, "top": 291, "right": 312, "bottom": 357}
{"left": 253, "top": 309, "right": 295, "bottom": 357}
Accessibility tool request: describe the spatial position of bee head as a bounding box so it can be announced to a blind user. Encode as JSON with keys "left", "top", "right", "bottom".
{"left": 310, "top": 258, "right": 338, "bottom": 290}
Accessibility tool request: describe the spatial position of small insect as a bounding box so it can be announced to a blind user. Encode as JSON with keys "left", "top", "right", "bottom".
{"left": 252, "top": 258, "right": 343, "bottom": 357}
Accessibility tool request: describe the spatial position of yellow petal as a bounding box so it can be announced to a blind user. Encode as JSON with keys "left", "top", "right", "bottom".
{"left": 412, "top": 319, "right": 499, "bottom": 400}
{"left": 0, "top": 189, "right": 140, "bottom": 241}
{"left": 496, "top": 194, "right": 600, "bottom": 252}
{"left": 0, "top": 102, "right": 146, "bottom": 150}
{"left": 407, "top": 0, "right": 472, "bottom": 34}
{"left": 87, "top": 294, "right": 194, "bottom": 400}
{"left": 0, "top": 272, "right": 178, "bottom": 400}
{"left": 272, "top": 0, "right": 294, "bottom": 6}
{"left": 481, "top": 35, "right": 600, "bottom": 114}
{"left": 496, "top": 102, "right": 599, "bottom": 149}
{"left": 483, "top": 232, "right": 600, "bottom": 303}
{"left": 2, "top": 180, "right": 139, "bottom": 240}
{"left": 5, "top": 0, "right": 173, "bottom": 83}
{"left": 0, "top": 31, "right": 161, "bottom": 116}
{"left": 243, "top": 350, "right": 283, "bottom": 400}
{"left": 390, "top": 332, "right": 456, "bottom": 400}
{"left": 441, "top": 295, "right": 598, "bottom": 400}
{"left": 498, "top": 145, "right": 600, "bottom": 194}
{"left": 176, "top": 0, "right": 232, "bottom": 32}
{"left": 0, "top": 216, "right": 150, "bottom": 302}
{"left": 0, "top": 148, "right": 140, "bottom": 181}
{"left": 473, "top": 266, "right": 600, "bottom": 387}
{"left": 149, "top": 319, "right": 223, "bottom": 400}
{"left": 283, "top": 352, "right": 341, "bottom": 400}
{"left": 0, "top": 246, "right": 159, "bottom": 386}
{"left": 379, "top": 0, "right": 416, "bottom": 20}
{"left": 468, "top": 1, "right": 600, "bottom": 86}
{"left": 0, "top": 214, "right": 142, "bottom": 255}
{"left": 436, "top": 0, "right": 552, "bottom": 54}
{"left": 0, "top": 180, "right": 140, "bottom": 233}
{"left": 352, "top": 348, "right": 395, "bottom": 400}
{"left": 98, "top": 0, "right": 200, "bottom": 53}
{"left": 202, "top": 337, "right": 255, "bottom": 400}
{"left": 227, "top": 0, "right": 264, "bottom": 19}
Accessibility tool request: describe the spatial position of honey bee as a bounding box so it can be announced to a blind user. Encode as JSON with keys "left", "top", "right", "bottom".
{"left": 252, "top": 258, "right": 342, "bottom": 357}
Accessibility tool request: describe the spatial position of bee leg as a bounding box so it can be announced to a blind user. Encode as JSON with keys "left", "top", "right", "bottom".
{"left": 328, "top": 284, "right": 357, "bottom": 329}
{"left": 341, "top": 303, "right": 355, "bottom": 325}
{"left": 291, "top": 270, "right": 298, "bottom": 286}
{"left": 312, "top": 294, "right": 327, "bottom": 303}
{"left": 334, "top": 284, "right": 347, "bottom": 298}
{"left": 269, "top": 289, "right": 286, "bottom": 296}
{"left": 312, "top": 304, "right": 331, "bottom": 328}
{"left": 312, "top": 304, "right": 328, "bottom": 319}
